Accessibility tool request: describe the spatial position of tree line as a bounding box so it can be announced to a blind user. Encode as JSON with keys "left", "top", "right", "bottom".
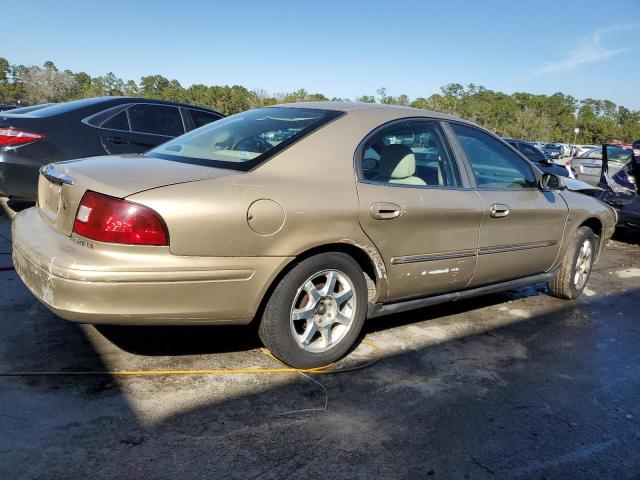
{"left": 1, "top": 58, "right": 638, "bottom": 144}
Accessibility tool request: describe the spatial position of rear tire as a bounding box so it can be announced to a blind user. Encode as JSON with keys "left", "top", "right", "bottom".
{"left": 258, "top": 252, "right": 368, "bottom": 369}
{"left": 547, "top": 226, "right": 597, "bottom": 299}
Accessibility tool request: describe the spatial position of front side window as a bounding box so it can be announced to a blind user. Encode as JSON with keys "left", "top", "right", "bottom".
{"left": 359, "top": 120, "right": 461, "bottom": 187}
{"left": 147, "top": 107, "right": 343, "bottom": 171}
{"left": 451, "top": 123, "right": 536, "bottom": 189}
{"left": 129, "top": 104, "right": 184, "bottom": 137}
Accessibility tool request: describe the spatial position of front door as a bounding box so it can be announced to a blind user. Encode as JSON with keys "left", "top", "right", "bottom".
{"left": 448, "top": 122, "right": 569, "bottom": 286}
{"left": 356, "top": 119, "right": 484, "bottom": 302}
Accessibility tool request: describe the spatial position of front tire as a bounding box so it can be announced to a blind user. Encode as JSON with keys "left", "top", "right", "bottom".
{"left": 258, "top": 252, "right": 368, "bottom": 369}
{"left": 547, "top": 226, "right": 597, "bottom": 299}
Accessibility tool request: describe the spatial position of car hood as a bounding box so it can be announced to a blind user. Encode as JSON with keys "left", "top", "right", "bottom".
{"left": 563, "top": 177, "right": 600, "bottom": 192}
{"left": 53, "top": 154, "right": 240, "bottom": 198}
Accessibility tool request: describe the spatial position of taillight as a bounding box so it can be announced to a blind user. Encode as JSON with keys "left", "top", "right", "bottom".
{"left": 73, "top": 191, "right": 169, "bottom": 246}
{"left": 0, "top": 127, "right": 44, "bottom": 146}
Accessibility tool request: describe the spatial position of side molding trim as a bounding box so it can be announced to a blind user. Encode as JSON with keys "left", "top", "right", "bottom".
{"left": 391, "top": 241, "right": 558, "bottom": 265}
{"left": 367, "top": 271, "right": 556, "bottom": 319}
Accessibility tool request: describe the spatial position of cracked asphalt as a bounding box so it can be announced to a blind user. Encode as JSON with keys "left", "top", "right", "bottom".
{"left": 1, "top": 210, "right": 639, "bottom": 479}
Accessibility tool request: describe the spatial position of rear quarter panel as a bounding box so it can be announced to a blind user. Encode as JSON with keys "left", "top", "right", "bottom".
{"left": 127, "top": 110, "right": 398, "bottom": 298}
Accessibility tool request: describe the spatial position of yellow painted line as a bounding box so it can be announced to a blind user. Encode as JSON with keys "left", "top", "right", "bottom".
{"left": 0, "top": 339, "right": 382, "bottom": 377}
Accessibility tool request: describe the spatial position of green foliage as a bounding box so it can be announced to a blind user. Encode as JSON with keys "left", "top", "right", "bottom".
{"left": 0, "top": 58, "right": 638, "bottom": 143}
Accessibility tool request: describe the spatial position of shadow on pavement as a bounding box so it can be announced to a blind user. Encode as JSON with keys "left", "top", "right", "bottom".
{"left": 1, "top": 209, "right": 639, "bottom": 478}
{"left": 612, "top": 228, "right": 640, "bottom": 245}
{"left": 96, "top": 324, "right": 262, "bottom": 356}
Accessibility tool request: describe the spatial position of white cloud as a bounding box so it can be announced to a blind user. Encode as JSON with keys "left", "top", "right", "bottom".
{"left": 535, "top": 22, "right": 640, "bottom": 74}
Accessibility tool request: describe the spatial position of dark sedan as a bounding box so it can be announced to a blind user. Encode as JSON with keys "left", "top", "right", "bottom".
{"left": 504, "top": 138, "right": 574, "bottom": 178}
{"left": 0, "top": 97, "right": 223, "bottom": 200}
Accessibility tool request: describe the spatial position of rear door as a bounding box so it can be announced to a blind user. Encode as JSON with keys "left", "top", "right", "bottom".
{"left": 355, "top": 119, "right": 484, "bottom": 302}
{"left": 447, "top": 122, "right": 569, "bottom": 286}
{"left": 97, "top": 104, "right": 185, "bottom": 154}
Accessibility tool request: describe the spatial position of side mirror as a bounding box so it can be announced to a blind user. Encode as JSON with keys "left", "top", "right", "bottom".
{"left": 539, "top": 172, "right": 566, "bottom": 191}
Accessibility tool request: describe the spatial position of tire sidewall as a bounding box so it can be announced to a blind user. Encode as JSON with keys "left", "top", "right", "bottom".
{"left": 262, "top": 253, "right": 368, "bottom": 369}
{"left": 566, "top": 228, "right": 596, "bottom": 298}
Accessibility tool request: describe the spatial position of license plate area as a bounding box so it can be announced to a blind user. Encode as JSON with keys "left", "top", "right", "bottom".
{"left": 39, "top": 180, "right": 63, "bottom": 223}
{"left": 580, "top": 166, "right": 600, "bottom": 175}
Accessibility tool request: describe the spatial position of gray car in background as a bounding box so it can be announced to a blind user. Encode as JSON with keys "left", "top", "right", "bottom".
{"left": 571, "top": 145, "right": 632, "bottom": 186}
{"left": 542, "top": 143, "right": 563, "bottom": 160}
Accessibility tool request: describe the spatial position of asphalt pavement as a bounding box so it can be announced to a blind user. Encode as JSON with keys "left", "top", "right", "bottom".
{"left": 1, "top": 210, "right": 639, "bottom": 479}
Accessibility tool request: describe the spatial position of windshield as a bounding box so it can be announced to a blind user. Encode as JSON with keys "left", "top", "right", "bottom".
{"left": 544, "top": 144, "right": 561, "bottom": 150}
{"left": 147, "top": 107, "right": 343, "bottom": 171}
{"left": 607, "top": 146, "right": 632, "bottom": 162}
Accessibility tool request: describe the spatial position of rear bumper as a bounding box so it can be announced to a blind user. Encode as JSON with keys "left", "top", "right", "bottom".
{"left": 0, "top": 150, "right": 42, "bottom": 200}
{"left": 12, "top": 207, "right": 292, "bottom": 325}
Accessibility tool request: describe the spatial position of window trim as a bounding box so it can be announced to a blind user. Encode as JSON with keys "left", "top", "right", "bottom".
{"left": 84, "top": 102, "right": 187, "bottom": 138}
{"left": 443, "top": 121, "right": 541, "bottom": 191}
{"left": 353, "top": 117, "right": 472, "bottom": 190}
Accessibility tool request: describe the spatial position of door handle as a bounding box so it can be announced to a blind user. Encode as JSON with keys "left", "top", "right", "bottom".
{"left": 370, "top": 202, "right": 402, "bottom": 220}
{"left": 106, "top": 136, "right": 130, "bottom": 145}
{"left": 489, "top": 204, "right": 511, "bottom": 218}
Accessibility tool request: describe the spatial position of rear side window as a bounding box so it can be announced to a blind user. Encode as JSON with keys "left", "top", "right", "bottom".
{"left": 189, "top": 109, "right": 221, "bottom": 129}
{"left": 101, "top": 110, "right": 130, "bottom": 131}
{"left": 451, "top": 123, "right": 536, "bottom": 189}
{"left": 128, "top": 104, "right": 184, "bottom": 137}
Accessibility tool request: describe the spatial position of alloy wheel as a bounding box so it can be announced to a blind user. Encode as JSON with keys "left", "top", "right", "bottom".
{"left": 574, "top": 239, "right": 593, "bottom": 289}
{"left": 289, "top": 270, "right": 356, "bottom": 353}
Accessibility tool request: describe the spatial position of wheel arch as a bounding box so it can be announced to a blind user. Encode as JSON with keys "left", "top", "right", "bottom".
{"left": 251, "top": 241, "right": 387, "bottom": 326}
{"left": 578, "top": 217, "right": 603, "bottom": 261}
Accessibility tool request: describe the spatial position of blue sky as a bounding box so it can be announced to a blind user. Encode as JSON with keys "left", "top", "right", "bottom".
{"left": 6, "top": 0, "right": 640, "bottom": 107}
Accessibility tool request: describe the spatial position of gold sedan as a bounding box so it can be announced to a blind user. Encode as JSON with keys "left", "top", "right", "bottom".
{"left": 12, "top": 103, "right": 617, "bottom": 368}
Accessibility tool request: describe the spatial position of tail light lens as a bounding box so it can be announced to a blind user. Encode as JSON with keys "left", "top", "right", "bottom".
{"left": 73, "top": 191, "right": 169, "bottom": 246}
{"left": 0, "top": 127, "right": 44, "bottom": 146}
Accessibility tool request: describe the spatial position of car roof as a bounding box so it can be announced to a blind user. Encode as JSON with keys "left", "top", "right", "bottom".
{"left": 275, "top": 101, "right": 469, "bottom": 123}
{"left": 7, "top": 96, "right": 222, "bottom": 118}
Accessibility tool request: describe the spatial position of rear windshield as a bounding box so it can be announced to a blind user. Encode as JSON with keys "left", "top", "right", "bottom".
{"left": 146, "top": 107, "right": 343, "bottom": 171}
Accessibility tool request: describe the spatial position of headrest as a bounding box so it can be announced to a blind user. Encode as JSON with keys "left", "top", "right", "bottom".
{"left": 378, "top": 144, "right": 416, "bottom": 179}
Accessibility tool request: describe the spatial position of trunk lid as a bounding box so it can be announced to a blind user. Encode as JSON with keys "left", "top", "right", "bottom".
{"left": 37, "top": 154, "right": 239, "bottom": 236}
